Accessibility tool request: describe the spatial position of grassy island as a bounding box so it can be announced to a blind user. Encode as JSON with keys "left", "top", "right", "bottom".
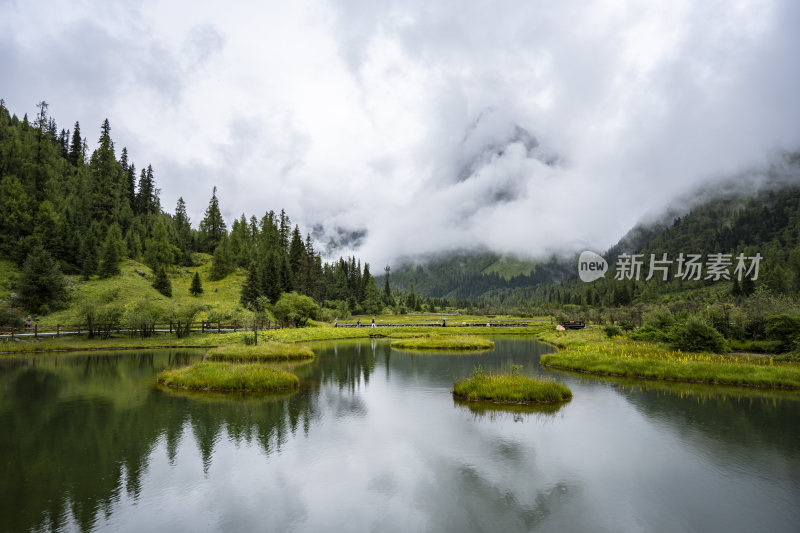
{"left": 157, "top": 362, "right": 299, "bottom": 392}
{"left": 390, "top": 335, "right": 494, "bottom": 351}
{"left": 206, "top": 342, "right": 314, "bottom": 362}
{"left": 453, "top": 367, "right": 572, "bottom": 404}
{"left": 538, "top": 328, "right": 800, "bottom": 390}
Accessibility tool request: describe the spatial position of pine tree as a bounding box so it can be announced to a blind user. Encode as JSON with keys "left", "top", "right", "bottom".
{"left": 153, "top": 264, "right": 172, "bottom": 297}
{"left": 199, "top": 186, "right": 226, "bottom": 252}
{"left": 89, "top": 118, "right": 121, "bottom": 224}
{"left": 240, "top": 262, "right": 262, "bottom": 308}
{"left": 260, "top": 252, "right": 282, "bottom": 304}
{"left": 209, "top": 234, "right": 234, "bottom": 280}
{"left": 144, "top": 217, "right": 176, "bottom": 268}
{"left": 17, "top": 246, "right": 68, "bottom": 314}
{"left": 189, "top": 271, "right": 204, "bottom": 296}
{"left": 98, "top": 223, "right": 123, "bottom": 278}
{"left": 0, "top": 176, "right": 32, "bottom": 258}
{"left": 174, "top": 197, "right": 194, "bottom": 265}
{"left": 407, "top": 283, "right": 417, "bottom": 310}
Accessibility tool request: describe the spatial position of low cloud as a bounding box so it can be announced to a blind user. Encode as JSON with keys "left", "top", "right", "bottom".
{"left": 1, "top": 0, "right": 798, "bottom": 267}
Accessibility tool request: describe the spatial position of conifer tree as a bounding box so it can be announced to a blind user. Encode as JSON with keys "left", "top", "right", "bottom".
{"left": 174, "top": 197, "right": 194, "bottom": 265}
{"left": 383, "top": 265, "right": 393, "bottom": 305}
{"left": 89, "top": 118, "right": 121, "bottom": 224}
{"left": 98, "top": 223, "right": 124, "bottom": 278}
{"left": 199, "top": 186, "right": 226, "bottom": 252}
{"left": 240, "top": 263, "right": 262, "bottom": 308}
{"left": 68, "top": 121, "right": 83, "bottom": 166}
{"left": 209, "top": 234, "right": 234, "bottom": 280}
{"left": 17, "top": 245, "right": 68, "bottom": 314}
{"left": 144, "top": 217, "right": 176, "bottom": 268}
{"left": 190, "top": 271, "right": 204, "bottom": 296}
{"left": 261, "top": 252, "right": 282, "bottom": 304}
{"left": 289, "top": 225, "right": 306, "bottom": 285}
{"left": 0, "top": 176, "right": 32, "bottom": 258}
{"left": 153, "top": 264, "right": 172, "bottom": 297}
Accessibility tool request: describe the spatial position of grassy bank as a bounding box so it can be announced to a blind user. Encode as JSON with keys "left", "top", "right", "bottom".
{"left": 1, "top": 324, "right": 546, "bottom": 355}
{"left": 453, "top": 367, "right": 572, "bottom": 404}
{"left": 206, "top": 342, "right": 314, "bottom": 362}
{"left": 538, "top": 328, "right": 800, "bottom": 389}
{"left": 390, "top": 335, "right": 494, "bottom": 351}
{"left": 157, "top": 362, "right": 299, "bottom": 392}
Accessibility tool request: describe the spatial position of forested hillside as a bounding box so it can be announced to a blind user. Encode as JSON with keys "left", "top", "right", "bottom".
{"left": 382, "top": 157, "right": 800, "bottom": 309}
{"left": 0, "top": 100, "right": 382, "bottom": 323}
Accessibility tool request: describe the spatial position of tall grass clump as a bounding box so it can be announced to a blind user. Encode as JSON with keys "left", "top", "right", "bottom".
{"left": 157, "top": 362, "right": 299, "bottom": 391}
{"left": 391, "top": 335, "right": 494, "bottom": 351}
{"left": 453, "top": 365, "right": 572, "bottom": 404}
{"left": 206, "top": 342, "right": 314, "bottom": 362}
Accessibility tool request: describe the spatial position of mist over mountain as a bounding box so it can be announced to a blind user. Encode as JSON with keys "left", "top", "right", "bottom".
{"left": 3, "top": 1, "right": 798, "bottom": 269}
{"left": 380, "top": 158, "right": 800, "bottom": 305}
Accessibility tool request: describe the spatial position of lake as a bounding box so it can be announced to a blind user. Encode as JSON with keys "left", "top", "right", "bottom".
{"left": 1, "top": 337, "right": 798, "bottom": 532}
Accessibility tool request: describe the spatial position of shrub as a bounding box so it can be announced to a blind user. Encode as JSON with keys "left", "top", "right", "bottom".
{"left": 764, "top": 314, "right": 800, "bottom": 351}
{"left": 0, "top": 306, "right": 25, "bottom": 328}
{"left": 603, "top": 325, "right": 621, "bottom": 338}
{"left": 670, "top": 316, "right": 726, "bottom": 353}
{"left": 79, "top": 299, "right": 123, "bottom": 339}
{"left": 124, "top": 298, "right": 166, "bottom": 338}
{"left": 167, "top": 304, "right": 201, "bottom": 337}
{"left": 643, "top": 307, "right": 675, "bottom": 331}
{"left": 273, "top": 292, "right": 319, "bottom": 327}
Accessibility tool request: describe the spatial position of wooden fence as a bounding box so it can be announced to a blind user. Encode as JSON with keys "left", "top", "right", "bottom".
{"left": 0, "top": 320, "right": 290, "bottom": 339}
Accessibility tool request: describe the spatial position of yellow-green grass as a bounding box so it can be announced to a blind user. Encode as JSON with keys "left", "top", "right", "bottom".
{"left": 538, "top": 328, "right": 800, "bottom": 389}
{"left": 157, "top": 362, "right": 299, "bottom": 392}
{"left": 337, "top": 313, "right": 545, "bottom": 325}
{"left": 39, "top": 255, "right": 250, "bottom": 328}
{"left": 453, "top": 371, "right": 572, "bottom": 404}
{"left": 206, "top": 342, "right": 314, "bottom": 362}
{"left": 390, "top": 335, "right": 494, "bottom": 351}
{"left": 1, "top": 324, "right": 549, "bottom": 355}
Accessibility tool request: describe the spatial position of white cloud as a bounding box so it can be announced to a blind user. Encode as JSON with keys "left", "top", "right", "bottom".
{"left": 1, "top": 0, "right": 798, "bottom": 266}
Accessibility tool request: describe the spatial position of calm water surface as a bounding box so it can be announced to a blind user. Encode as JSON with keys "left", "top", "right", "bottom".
{"left": 1, "top": 337, "right": 798, "bottom": 532}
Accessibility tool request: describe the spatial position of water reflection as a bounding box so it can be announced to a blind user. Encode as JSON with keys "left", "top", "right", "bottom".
{"left": 1, "top": 339, "right": 798, "bottom": 532}
{"left": 453, "top": 397, "right": 569, "bottom": 422}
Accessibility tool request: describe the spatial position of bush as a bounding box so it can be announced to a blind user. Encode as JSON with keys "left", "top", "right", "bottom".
{"left": 0, "top": 306, "right": 25, "bottom": 328}
{"left": 167, "top": 304, "right": 201, "bottom": 337}
{"left": 643, "top": 307, "right": 675, "bottom": 331}
{"left": 79, "top": 299, "right": 124, "bottom": 339}
{"left": 670, "top": 316, "right": 726, "bottom": 353}
{"left": 273, "top": 292, "right": 319, "bottom": 327}
{"left": 124, "top": 298, "right": 166, "bottom": 338}
{"left": 764, "top": 314, "right": 800, "bottom": 351}
{"left": 603, "top": 325, "right": 621, "bottom": 338}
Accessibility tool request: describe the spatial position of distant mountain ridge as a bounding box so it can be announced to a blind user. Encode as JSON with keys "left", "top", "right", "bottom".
{"left": 380, "top": 155, "right": 800, "bottom": 305}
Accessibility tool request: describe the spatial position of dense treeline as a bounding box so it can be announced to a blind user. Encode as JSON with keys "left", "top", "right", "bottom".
{"left": 0, "top": 100, "right": 379, "bottom": 318}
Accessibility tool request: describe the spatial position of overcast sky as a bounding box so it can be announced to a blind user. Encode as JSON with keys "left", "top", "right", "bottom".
{"left": 2, "top": 0, "right": 799, "bottom": 266}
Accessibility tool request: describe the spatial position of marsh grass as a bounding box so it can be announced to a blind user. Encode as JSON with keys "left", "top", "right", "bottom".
{"left": 157, "top": 362, "right": 299, "bottom": 392}
{"left": 206, "top": 342, "right": 314, "bottom": 362}
{"left": 538, "top": 328, "right": 800, "bottom": 389}
{"left": 2, "top": 325, "right": 547, "bottom": 355}
{"left": 453, "top": 366, "right": 572, "bottom": 404}
{"left": 391, "top": 335, "right": 494, "bottom": 351}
